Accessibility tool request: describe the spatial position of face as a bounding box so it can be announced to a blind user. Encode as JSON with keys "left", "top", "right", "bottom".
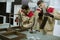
{"left": 38, "top": 2, "right": 45, "bottom": 8}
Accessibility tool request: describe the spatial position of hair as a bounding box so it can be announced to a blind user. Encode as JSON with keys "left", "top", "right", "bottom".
{"left": 37, "top": 0, "right": 43, "bottom": 6}
{"left": 21, "top": 5, "right": 29, "bottom": 10}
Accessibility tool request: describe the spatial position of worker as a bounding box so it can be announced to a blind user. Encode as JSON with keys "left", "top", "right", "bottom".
{"left": 15, "top": 5, "right": 35, "bottom": 32}
{"left": 33, "top": 0, "right": 60, "bottom": 34}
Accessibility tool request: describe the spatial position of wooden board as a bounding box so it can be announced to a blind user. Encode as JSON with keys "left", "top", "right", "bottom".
{"left": 0, "top": 31, "right": 26, "bottom": 40}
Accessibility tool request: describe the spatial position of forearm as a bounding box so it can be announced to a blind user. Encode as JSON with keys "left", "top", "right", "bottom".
{"left": 53, "top": 10, "right": 60, "bottom": 20}
{"left": 54, "top": 13, "right": 60, "bottom": 20}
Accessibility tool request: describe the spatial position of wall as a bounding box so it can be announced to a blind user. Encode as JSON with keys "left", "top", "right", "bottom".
{"left": 0, "top": 0, "right": 21, "bottom": 25}
{"left": 13, "top": 5, "right": 22, "bottom": 26}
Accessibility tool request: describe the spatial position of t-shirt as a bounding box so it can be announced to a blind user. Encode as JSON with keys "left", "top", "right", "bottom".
{"left": 27, "top": 11, "right": 34, "bottom": 18}
{"left": 47, "top": 7, "right": 54, "bottom": 14}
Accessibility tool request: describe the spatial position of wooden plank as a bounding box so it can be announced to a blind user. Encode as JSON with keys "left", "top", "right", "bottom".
{"left": 0, "top": 31, "right": 26, "bottom": 40}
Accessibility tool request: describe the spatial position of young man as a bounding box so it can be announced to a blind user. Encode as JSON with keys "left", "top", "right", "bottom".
{"left": 15, "top": 5, "right": 35, "bottom": 32}
{"left": 33, "top": 1, "right": 46, "bottom": 33}
{"left": 33, "top": 1, "right": 60, "bottom": 34}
